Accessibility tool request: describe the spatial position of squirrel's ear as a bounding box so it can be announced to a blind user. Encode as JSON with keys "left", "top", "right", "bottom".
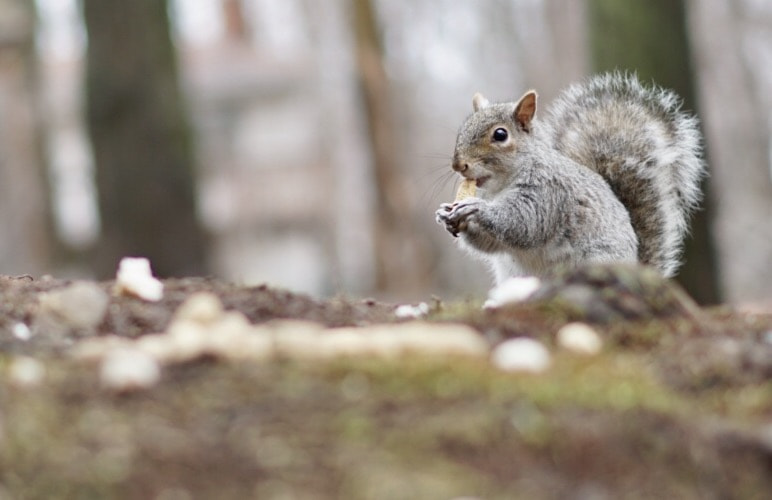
{"left": 472, "top": 93, "right": 489, "bottom": 111}
{"left": 514, "top": 90, "right": 537, "bottom": 132}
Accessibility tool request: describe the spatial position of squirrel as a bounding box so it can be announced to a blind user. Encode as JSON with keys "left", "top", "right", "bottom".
{"left": 436, "top": 72, "right": 705, "bottom": 283}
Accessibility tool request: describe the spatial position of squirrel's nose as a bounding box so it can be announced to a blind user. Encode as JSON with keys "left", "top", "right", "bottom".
{"left": 452, "top": 161, "right": 468, "bottom": 173}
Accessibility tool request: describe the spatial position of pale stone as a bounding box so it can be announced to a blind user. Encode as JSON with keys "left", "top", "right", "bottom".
{"left": 12, "top": 322, "right": 31, "bottom": 341}
{"left": 114, "top": 257, "right": 164, "bottom": 301}
{"left": 556, "top": 322, "right": 603, "bottom": 355}
{"left": 165, "top": 320, "right": 209, "bottom": 362}
{"left": 491, "top": 337, "right": 551, "bottom": 373}
{"left": 173, "top": 292, "right": 224, "bottom": 324}
{"left": 38, "top": 281, "right": 109, "bottom": 329}
{"left": 8, "top": 356, "right": 46, "bottom": 387}
{"left": 206, "top": 311, "right": 273, "bottom": 360}
{"left": 100, "top": 347, "right": 161, "bottom": 391}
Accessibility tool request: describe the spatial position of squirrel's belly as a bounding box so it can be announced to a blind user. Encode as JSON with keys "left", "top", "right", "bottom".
{"left": 487, "top": 241, "right": 597, "bottom": 282}
{"left": 488, "top": 237, "right": 637, "bottom": 283}
{"left": 488, "top": 250, "right": 552, "bottom": 283}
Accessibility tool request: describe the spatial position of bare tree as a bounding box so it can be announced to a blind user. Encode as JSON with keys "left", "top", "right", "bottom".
{"left": 687, "top": 0, "right": 772, "bottom": 303}
{"left": 82, "top": 0, "right": 208, "bottom": 277}
{"left": 350, "top": 0, "right": 430, "bottom": 294}
{"left": 0, "top": 0, "right": 52, "bottom": 275}
{"left": 588, "top": 0, "right": 720, "bottom": 304}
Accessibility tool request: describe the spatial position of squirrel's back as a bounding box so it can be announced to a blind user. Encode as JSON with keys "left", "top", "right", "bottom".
{"left": 540, "top": 73, "right": 705, "bottom": 277}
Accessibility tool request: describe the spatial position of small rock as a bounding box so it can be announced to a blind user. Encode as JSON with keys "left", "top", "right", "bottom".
{"left": 165, "top": 320, "right": 209, "bottom": 362}
{"left": 114, "top": 257, "right": 164, "bottom": 301}
{"left": 8, "top": 357, "right": 46, "bottom": 388}
{"left": 100, "top": 347, "right": 161, "bottom": 391}
{"left": 394, "top": 302, "right": 430, "bottom": 319}
{"left": 556, "top": 322, "right": 603, "bottom": 355}
{"left": 38, "top": 281, "right": 109, "bottom": 330}
{"left": 491, "top": 337, "right": 551, "bottom": 373}
{"left": 207, "top": 311, "right": 274, "bottom": 360}
{"left": 173, "top": 292, "right": 224, "bottom": 324}
{"left": 484, "top": 276, "right": 541, "bottom": 309}
{"left": 12, "top": 322, "right": 32, "bottom": 341}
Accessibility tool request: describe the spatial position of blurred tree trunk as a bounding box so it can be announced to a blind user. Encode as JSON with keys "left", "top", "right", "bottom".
{"left": 223, "top": 0, "right": 249, "bottom": 42}
{"left": 82, "top": 0, "right": 208, "bottom": 278}
{"left": 588, "top": 0, "right": 720, "bottom": 304}
{"left": 515, "top": 0, "right": 589, "bottom": 99}
{"left": 686, "top": 0, "right": 772, "bottom": 304}
{"left": 350, "top": 0, "right": 429, "bottom": 295}
{"left": 0, "top": 0, "right": 52, "bottom": 275}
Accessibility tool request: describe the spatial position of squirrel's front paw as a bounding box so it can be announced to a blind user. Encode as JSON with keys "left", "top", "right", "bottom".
{"left": 435, "top": 198, "right": 483, "bottom": 237}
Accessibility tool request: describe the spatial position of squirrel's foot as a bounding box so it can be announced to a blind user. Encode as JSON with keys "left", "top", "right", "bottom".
{"left": 435, "top": 198, "right": 483, "bottom": 237}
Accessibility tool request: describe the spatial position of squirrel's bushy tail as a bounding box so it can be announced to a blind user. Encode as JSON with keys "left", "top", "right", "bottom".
{"left": 542, "top": 72, "right": 705, "bottom": 277}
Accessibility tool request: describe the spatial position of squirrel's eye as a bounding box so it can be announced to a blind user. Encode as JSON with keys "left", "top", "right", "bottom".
{"left": 492, "top": 128, "right": 509, "bottom": 142}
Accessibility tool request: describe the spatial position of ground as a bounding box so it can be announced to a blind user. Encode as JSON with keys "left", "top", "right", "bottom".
{"left": 0, "top": 265, "right": 770, "bottom": 499}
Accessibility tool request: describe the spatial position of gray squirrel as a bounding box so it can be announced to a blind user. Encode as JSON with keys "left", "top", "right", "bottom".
{"left": 436, "top": 72, "right": 705, "bottom": 283}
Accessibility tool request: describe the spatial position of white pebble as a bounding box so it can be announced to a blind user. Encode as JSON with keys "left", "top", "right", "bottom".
{"left": 394, "top": 302, "right": 430, "bottom": 319}
{"left": 114, "top": 257, "right": 164, "bottom": 301}
{"left": 9, "top": 357, "right": 46, "bottom": 387}
{"left": 12, "top": 322, "right": 32, "bottom": 341}
{"left": 556, "top": 322, "right": 603, "bottom": 355}
{"left": 484, "top": 276, "right": 541, "bottom": 309}
{"left": 491, "top": 337, "right": 551, "bottom": 373}
{"left": 165, "top": 321, "right": 209, "bottom": 361}
{"left": 100, "top": 347, "right": 161, "bottom": 391}
{"left": 173, "top": 292, "right": 224, "bottom": 324}
{"left": 206, "top": 311, "right": 270, "bottom": 359}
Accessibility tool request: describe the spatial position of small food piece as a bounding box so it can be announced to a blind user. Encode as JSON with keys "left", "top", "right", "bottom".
{"left": 114, "top": 257, "right": 164, "bottom": 301}
{"left": 455, "top": 179, "right": 477, "bottom": 202}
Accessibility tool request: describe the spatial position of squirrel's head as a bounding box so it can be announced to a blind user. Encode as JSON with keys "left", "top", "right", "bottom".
{"left": 452, "top": 90, "right": 538, "bottom": 192}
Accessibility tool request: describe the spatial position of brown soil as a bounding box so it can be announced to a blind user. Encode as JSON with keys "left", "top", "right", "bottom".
{"left": 1, "top": 266, "right": 770, "bottom": 499}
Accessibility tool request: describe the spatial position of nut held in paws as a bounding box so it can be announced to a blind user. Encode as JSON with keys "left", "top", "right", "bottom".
{"left": 455, "top": 179, "right": 477, "bottom": 202}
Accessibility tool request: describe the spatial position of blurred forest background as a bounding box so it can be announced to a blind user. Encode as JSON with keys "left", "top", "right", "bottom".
{"left": 0, "top": 0, "right": 770, "bottom": 304}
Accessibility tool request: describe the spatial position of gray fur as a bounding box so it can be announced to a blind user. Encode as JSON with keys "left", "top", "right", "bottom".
{"left": 436, "top": 72, "right": 705, "bottom": 281}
